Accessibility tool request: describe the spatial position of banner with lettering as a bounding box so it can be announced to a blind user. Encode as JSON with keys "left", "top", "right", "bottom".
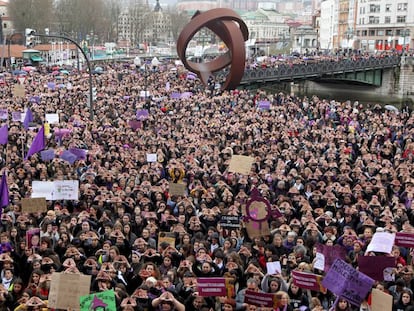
{"left": 244, "top": 290, "right": 277, "bottom": 308}
{"left": 395, "top": 232, "right": 414, "bottom": 248}
{"left": 197, "top": 278, "right": 227, "bottom": 297}
{"left": 322, "top": 259, "right": 374, "bottom": 306}
{"left": 292, "top": 270, "right": 326, "bottom": 293}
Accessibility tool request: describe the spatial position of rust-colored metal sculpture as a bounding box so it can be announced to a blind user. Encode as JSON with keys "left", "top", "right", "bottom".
{"left": 177, "top": 8, "right": 249, "bottom": 91}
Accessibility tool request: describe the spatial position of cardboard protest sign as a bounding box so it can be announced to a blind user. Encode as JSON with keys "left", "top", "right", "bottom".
{"left": 244, "top": 290, "right": 277, "bottom": 308}
{"left": 395, "top": 232, "right": 414, "bottom": 248}
{"left": 0, "top": 109, "right": 8, "bottom": 120}
{"left": 80, "top": 290, "right": 116, "bottom": 311}
{"left": 13, "top": 84, "right": 25, "bottom": 97}
{"left": 168, "top": 182, "right": 186, "bottom": 196}
{"left": 12, "top": 111, "right": 21, "bottom": 122}
{"left": 220, "top": 215, "right": 240, "bottom": 229}
{"left": 357, "top": 256, "right": 395, "bottom": 281}
{"left": 197, "top": 278, "right": 227, "bottom": 297}
{"left": 158, "top": 232, "right": 176, "bottom": 249}
{"left": 292, "top": 270, "right": 326, "bottom": 292}
{"left": 316, "top": 244, "right": 347, "bottom": 272}
{"left": 322, "top": 259, "right": 374, "bottom": 306}
{"left": 228, "top": 155, "right": 254, "bottom": 175}
{"left": 371, "top": 288, "right": 393, "bottom": 311}
{"left": 258, "top": 100, "right": 271, "bottom": 110}
{"left": 21, "top": 197, "right": 47, "bottom": 213}
{"left": 48, "top": 272, "right": 91, "bottom": 310}
{"left": 366, "top": 232, "right": 395, "bottom": 254}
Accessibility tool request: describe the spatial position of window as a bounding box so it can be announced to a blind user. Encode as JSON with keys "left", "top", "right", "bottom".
{"left": 384, "top": 16, "right": 391, "bottom": 23}
{"left": 397, "top": 15, "right": 406, "bottom": 23}
{"left": 385, "top": 4, "right": 391, "bottom": 12}
{"left": 386, "top": 29, "right": 393, "bottom": 36}
{"left": 369, "top": 4, "right": 380, "bottom": 12}
{"left": 369, "top": 30, "right": 376, "bottom": 36}
{"left": 397, "top": 3, "right": 408, "bottom": 11}
{"left": 377, "top": 30, "right": 384, "bottom": 36}
{"left": 369, "top": 16, "right": 380, "bottom": 24}
{"left": 362, "top": 30, "right": 368, "bottom": 36}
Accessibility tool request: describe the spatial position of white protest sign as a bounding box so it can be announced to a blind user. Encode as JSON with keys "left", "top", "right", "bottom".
{"left": 366, "top": 232, "right": 395, "bottom": 254}
{"left": 146, "top": 153, "right": 157, "bottom": 163}
{"left": 32, "top": 180, "right": 79, "bottom": 200}
{"left": 266, "top": 261, "right": 281, "bottom": 275}
{"left": 45, "top": 113, "right": 59, "bottom": 124}
{"left": 314, "top": 252, "right": 325, "bottom": 271}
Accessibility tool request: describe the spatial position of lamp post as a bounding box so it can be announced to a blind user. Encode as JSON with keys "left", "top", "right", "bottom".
{"left": 31, "top": 31, "right": 94, "bottom": 121}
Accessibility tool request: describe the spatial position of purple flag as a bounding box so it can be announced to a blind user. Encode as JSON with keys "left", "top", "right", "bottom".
{"left": 23, "top": 108, "right": 33, "bottom": 130}
{"left": 40, "top": 149, "right": 55, "bottom": 161}
{"left": 170, "top": 92, "right": 181, "bottom": 99}
{"left": 47, "top": 82, "right": 55, "bottom": 90}
{"left": 136, "top": 109, "right": 149, "bottom": 121}
{"left": 0, "top": 125, "right": 7, "bottom": 145}
{"left": 181, "top": 92, "right": 193, "bottom": 99}
{"left": 60, "top": 150, "right": 77, "bottom": 164}
{"left": 25, "top": 126, "right": 45, "bottom": 160}
{"left": 68, "top": 148, "right": 87, "bottom": 160}
{"left": 129, "top": 120, "right": 142, "bottom": 131}
{"left": 0, "top": 172, "right": 9, "bottom": 213}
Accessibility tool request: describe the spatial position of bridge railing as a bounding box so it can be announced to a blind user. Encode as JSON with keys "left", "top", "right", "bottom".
{"left": 241, "top": 56, "right": 401, "bottom": 84}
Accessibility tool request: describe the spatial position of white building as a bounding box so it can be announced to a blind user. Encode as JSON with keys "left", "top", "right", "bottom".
{"left": 320, "top": 0, "right": 338, "bottom": 50}
{"left": 355, "top": 0, "right": 413, "bottom": 52}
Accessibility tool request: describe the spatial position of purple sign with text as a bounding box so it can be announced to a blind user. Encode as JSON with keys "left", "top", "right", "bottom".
{"left": 322, "top": 259, "right": 374, "bottom": 306}
{"left": 197, "top": 278, "right": 226, "bottom": 297}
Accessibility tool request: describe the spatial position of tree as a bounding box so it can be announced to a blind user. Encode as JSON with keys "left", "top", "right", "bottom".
{"left": 166, "top": 8, "right": 190, "bottom": 42}
{"left": 127, "top": 4, "right": 152, "bottom": 46}
{"left": 8, "top": 0, "right": 55, "bottom": 33}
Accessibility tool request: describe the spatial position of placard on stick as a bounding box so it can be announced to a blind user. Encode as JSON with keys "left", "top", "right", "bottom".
{"left": 21, "top": 197, "right": 47, "bottom": 213}
{"left": 371, "top": 288, "right": 392, "bottom": 311}
{"left": 13, "top": 84, "right": 25, "bottom": 98}
{"left": 228, "top": 155, "right": 254, "bottom": 175}
{"left": 169, "top": 182, "right": 186, "bottom": 196}
{"left": 48, "top": 272, "right": 91, "bottom": 311}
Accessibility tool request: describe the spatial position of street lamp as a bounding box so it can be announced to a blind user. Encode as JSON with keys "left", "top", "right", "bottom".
{"left": 30, "top": 31, "right": 94, "bottom": 121}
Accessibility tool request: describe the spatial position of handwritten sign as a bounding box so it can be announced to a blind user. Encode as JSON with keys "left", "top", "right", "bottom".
{"left": 32, "top": 180, "right": 79, "bottom": 200}
{"left": 366, "top": 232, "right": 395, "bottom": 254}
{"left": 21, "top": 197, "right": 47, "bottom": 213}
{"left": 357, "top": 256, "right": 395, "bottom": 281}
{"left": 80, "top": 290, "right": 116, "bottom": 311}
{"left": 322, "top": 259, "right": 374, "bottom": 306}
{"left": 244, "top": 290, "right": 277, "bottom": 308}
{"left": 49, "top": 272, "right": 91, "bottom": 311}
{"left": 197, "top": 278, "right": 227, "bottom": 297}
{"left": 158, "top": 232, "right": 176, "bottom": 249}
{"left": 395, "top": 232, "right": 414, "bottom": 248}
{"left": 13, "top": 84, "right": 25, "bottom": 98}
{"left": 228, "top": 155, "right": 254, "bottom": 175}
{"left": 292, "top": 270, "right": 325, "bottom": 292}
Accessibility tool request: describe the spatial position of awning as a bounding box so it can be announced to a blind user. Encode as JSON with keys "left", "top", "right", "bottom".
{"left": 30, "top": 55, "right": 43, "bottom": 62}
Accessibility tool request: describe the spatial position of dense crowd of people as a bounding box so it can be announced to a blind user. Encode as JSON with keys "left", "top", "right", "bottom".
{"left": 0, "top": 55, "right": 414, "bottom": 311}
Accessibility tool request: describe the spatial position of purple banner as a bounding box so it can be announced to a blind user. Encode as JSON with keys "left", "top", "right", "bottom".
{"left": 181, "top": 92, "right": 193, "bottom": 99}
{"left": 358, "top": 256, "right": 395, "bottom": 281}
{"left": 197, "top": 278, "right": 227, "bottom": 297}
{"left": 170, "top": 92, "right": 181, "bottom": 99}
{"left": 136, "top": 109, "right": 149, "bottom": 121}
{"left": 40, "top": 149, "right": 55, "bottom": 161}
{"left": 12, "top": 112, "right": 21, "bottom": 122}
{"left": 129, "top": 120, "right": 142, "bottom": 131}
{"left": 0, "top": 109, "right": 8, "bottom": 120}
{"left": 316, "top": 244, "right": 347, "bottom": 272}
{"left": 60, "top": 150, "right": 77, "bottom": 164}
{"left": 395, "top": 232, "right": 414, "bottom": 248}
{"left": 244, "top": 290, "right": 276, "bottom": 308}
{"left": 68, "top": 148, "right": 87, "bottom": 160}
{"left": 258, "top": 100, "right": 271, "bottom": 110}
{"left": 322, "top": 259, "right": 374, "bottom": 306}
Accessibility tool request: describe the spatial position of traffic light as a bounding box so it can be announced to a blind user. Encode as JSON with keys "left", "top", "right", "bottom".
{"left": 25, "top": 28, "right": 35, "bottom": 47}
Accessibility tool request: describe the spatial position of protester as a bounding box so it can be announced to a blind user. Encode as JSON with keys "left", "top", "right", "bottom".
{"left": 0, "top": 54, "right": 412, "bottom": 311}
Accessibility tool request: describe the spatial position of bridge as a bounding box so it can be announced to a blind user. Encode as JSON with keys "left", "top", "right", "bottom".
{"left": 240, "top": 55, "right": 401, "bottom": 87}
